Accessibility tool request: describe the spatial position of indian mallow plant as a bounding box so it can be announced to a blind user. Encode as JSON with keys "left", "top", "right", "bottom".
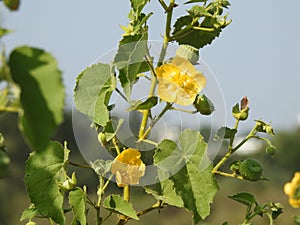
{"left": 0, "top": 0, "right": 283, "bottom": 224}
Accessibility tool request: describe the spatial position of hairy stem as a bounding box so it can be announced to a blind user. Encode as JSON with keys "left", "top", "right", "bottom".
{"left": 139, "top": 0, "right": 175, "bottom": 140}
{"left": 68, "top": 160, "right": 93, "bottom": 170}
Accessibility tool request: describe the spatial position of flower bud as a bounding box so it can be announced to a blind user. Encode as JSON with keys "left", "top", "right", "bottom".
{"left": 60, "top": 172, "right": 77, "bottom": 191}
{"left": 255, "top": 120, "right": 275, "bottom": 135}
{"left": 176, "top": 44, "right": 199, "bottom": 65}
{"left": 266, "top": 145, "right": 276, "bottom": 156}
{"left": 232, "top": 96, "right": 250, "bottom": 121}
{"left": 193, "top": 94, "right": 215, "bottom": 115}
{"left": 98, "top": 132, "right": 107, "bottom": 146}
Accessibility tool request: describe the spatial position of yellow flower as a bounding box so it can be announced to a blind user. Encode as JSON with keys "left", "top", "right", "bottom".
{"left": 111, "top": 148, "right": 145, "bottom": 187}
{"left": 284, "top": 172, "right": 300, "bottom": 208}
{"left": 155, "top": 56, "right": 206, "bottom": 106}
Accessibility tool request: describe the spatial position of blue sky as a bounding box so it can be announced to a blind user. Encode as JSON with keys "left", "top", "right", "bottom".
{"left": 1, "top": 0, "right": 300, "bottom": 131}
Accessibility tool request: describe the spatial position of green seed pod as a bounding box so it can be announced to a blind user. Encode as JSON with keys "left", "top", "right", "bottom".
{"left": 239, "top": 159, "right": 263, "bottom": 181}
{"left": 176, "top": 45, "right": 199, "bottom": 65}
{"left": 193, "top": 94, "right": 215, "bottom": 115}
{"left": 266, "top": 145, "right": 276, "bottom": 156}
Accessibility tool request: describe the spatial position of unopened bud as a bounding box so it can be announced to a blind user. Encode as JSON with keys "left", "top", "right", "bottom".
{"left": 266, "top": 145, "right": 276, "bottom": 156}
{"left": 193, "top": 94, "right": 215, "bottom": 115}
{"left": 176, "top": 45, "right": 199, "bottom": 65}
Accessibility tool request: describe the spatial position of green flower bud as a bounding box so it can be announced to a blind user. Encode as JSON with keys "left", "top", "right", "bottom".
{"left": 60, "top": 172, "right": 77, "bottom": 191}
{"left": 255, "top": 120, "right": 275, "bottom": 135}
{"left": 193, "top": 94, "right": 215, "bottom": 115}
{"left": 4, "top": 0, "right": 20, "bottom": 11}
{"left": 266, "top": 145, "right": 276, "bottom": 156}
{"left": 176, "top": 44, "right": 199, "bottom": 65}
{"left": 232, "top": 96, "right": 250, "bottom": 121}
{"left": 98, "top": 132, "right": 107, "bottom": 146}
{"left": 239, "top": 159, "right": 263, "bottom": 181}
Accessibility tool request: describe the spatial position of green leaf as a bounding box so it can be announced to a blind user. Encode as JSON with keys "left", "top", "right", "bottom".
{"left": 9, "top": 46, "right": 65, "bottom": 151}
{"left": 144, "top": 174, "right": 184, "bottom": 208}
{"left": 130, "top": 0, "right": 148, "bottom": 15}
{"left": 123, "top": 12, "right": 153, "bottom": 36}
{"left": 188, "top": 5, "right": 212, "bottom": 17}
{"left": 20, "top": 205, "right": 38, "bottom": 221}
{"left": 69, "top": 187, "right": 87, "bottom": 225}
{"left": 25, "top": 141, "right": 69, "bottom": 225}
{"left": 154, "top": 129, "right": 218, "bottom": 223}
{"left": 103, "top": 118, "right": 124, "bottom": 142}
{"left": 215, "top": 127, "right": 237, "bottom": 140}
{"left": 113, "top": 33, "right": 148, "bottom": 100}
{"left": 173, "top": 15, "right": 224, "bottom": 49}
{"left": 294, "top": 215, "right": 300, "bottom": 225}
{"left": 90, "top": 159, "right": 112, "bottom": 176}
{"left": 232, "top": 103, "right": 240, "bottom": 115}
{"left": 74, "top": 62, "right": 115, "bottom": 126}
{"left": 102, "top": 195, "right": 139, "bottom": 220}
{"left": 221, "top": 0, "right": 231, "bottom": 8}
{"left": 228, "top": 192, "right": 257, "bottom": 207}
{"left": 127, "top": 97, "right": 158, "bottom": 111}
{"left": 0, "top": 27, "right": 13, "bottom": 38}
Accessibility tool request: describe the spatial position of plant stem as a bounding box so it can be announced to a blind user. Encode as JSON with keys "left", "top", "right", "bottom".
{"left": 158, "top": 0, "right": 168, "bottom": 11}
{"left": 138, "top": 0, "right": 175, "bottom": 140}
{"left": 231, "top": 124, "right": 258, "bottom": 153}
{"left": 0, "top": 106, "right": 19, "bottom": 113}
{"left": 137, "top": 201, "right": 165, "bottom": 217}
{"left": 212, "top": 119, "right": 240, "bottom": 173}
{"left": 119, "top": 201, "right": 166, "bottom": 223}
{"left": 96, "top": 176, "right": 105, "bottom": 225}
{"left": 157, "top": 0, "right": 175, "bottom": 66}
{"left": 117, "top": 185, "right": 131, "bottom": 224}
{"left": 112, "top": 136, "right": 121, "bottom": 155}
{"left": 213, "top": 170, "right": 244, "bottom": 180}
{"left": 138, "top": 71, "right": 157, "bottom": 139}
{"left": 139, "top": 138, "right": 158, "bottom": 146}
{"left": 212, "top": 151, "right": 231, "bottom": 173}
{"left": 68, "top": 160, "right": 93, "bottom": 170}
{"left": 138, "top": 102, "right": 172, "bottom": 142}
{"left": 115, "top": 88, "right": 127, "bottom": 102}
{"left": 49, "top": 218, "right": 54, "bottom": 225}
{"left": 171, "top": 107, "right": 198, "bottom": 114}
{"left": 97, "top": 176, "right": 104, "bottom": 206}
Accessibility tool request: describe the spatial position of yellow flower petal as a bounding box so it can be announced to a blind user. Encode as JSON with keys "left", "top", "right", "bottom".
{"left": 111, "top": 148, "right": 145, "bottom": 187}
{"left": 289, "top": 198, "right": 300, "bottom": 208}
{"left": 284, "top": 183, "right": 294, "bottom": 196}
{"left": 284, "top": 172, "right": 300, "bottom": 208}
{"left": 155, "top": 56, "right": 206, "bottom": 106}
